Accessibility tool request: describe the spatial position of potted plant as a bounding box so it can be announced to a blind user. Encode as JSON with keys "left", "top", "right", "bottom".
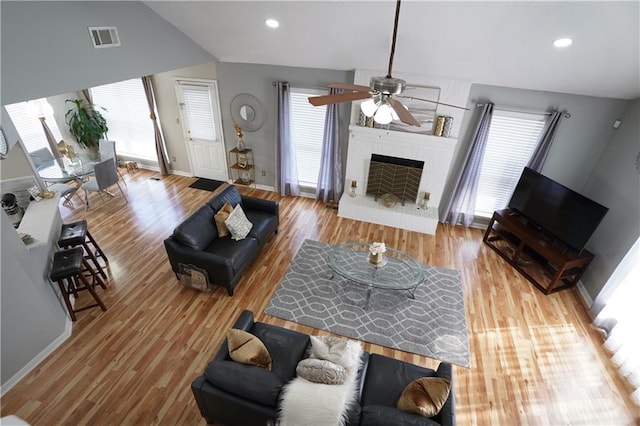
{"left": 65, "top": 99, "right": 108, "bottom": 150}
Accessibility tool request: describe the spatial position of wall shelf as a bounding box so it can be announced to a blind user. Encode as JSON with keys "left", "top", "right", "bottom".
{"left": 228, "top": 147, "right": 254, "bottom": 187}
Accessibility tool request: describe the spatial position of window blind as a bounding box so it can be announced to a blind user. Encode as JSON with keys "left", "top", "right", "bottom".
{"left": 91, "top": 78, "right": 156, "bottom": 160}
{"left": 4, "top": 99, "right": 63, "bottom": 154}
{"left": 475, "top": 110, "right": 546, "bottom": 218}
{"left": 179, "top": 84, "right": 217, "bottom": 142}
{"left": 290, "top": 88, "right": 327, "bottom": 187}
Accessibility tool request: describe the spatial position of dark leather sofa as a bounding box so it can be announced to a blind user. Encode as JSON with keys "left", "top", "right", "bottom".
{"left": 164, "top": 185, "right": 278, "bottom": 296}
{"left": 191, "top": 310, "right": 455, "bottom": 426}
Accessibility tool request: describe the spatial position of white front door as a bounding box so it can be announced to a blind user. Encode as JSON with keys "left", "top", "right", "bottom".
{"left": 175, "top": 79, "right": 228, "bottom": 181}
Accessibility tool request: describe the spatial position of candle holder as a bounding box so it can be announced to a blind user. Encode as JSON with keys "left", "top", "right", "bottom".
{"left": 350, "top": 180, "right": 357, "bottom": 198}
{"left": 421, "top": 192, "right": 430, "bottom": 210}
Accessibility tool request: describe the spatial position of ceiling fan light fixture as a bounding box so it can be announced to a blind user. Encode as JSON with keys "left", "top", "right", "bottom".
{"left": 370, "top": 76, "right": 406, "bottom": 95}
{"left": 373, "top": 102, "right": 394, "bottom": 125}
{"left": 361, "top": 98, "right": 379, "bottom": 117}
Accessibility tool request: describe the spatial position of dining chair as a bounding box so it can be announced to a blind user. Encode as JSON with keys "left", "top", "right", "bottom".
{"left": 48, "top": 183, "right": 80, "bottom": 207}
{"left": 29, "top": 147, "right": 55, "bottom": 168}
{"left": 81, "top": 158, "right": 128, "bottom": 211}
{"left": 98, "top": 139, "right": 127, "bottom": 186}
{"left": 30, "top": 148, "right": 82, "bottom": 206}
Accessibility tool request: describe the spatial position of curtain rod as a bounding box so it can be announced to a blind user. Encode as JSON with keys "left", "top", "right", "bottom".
{"left": 272, "top": 81, "right": 327, "bottom": 91}
{"left": 476, "top": 103, "right": 571, "bottom": 118}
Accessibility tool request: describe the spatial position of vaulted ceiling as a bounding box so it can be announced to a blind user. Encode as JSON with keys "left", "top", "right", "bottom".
{"left": 145, "top": 1, "right": 639, "bottom": 100}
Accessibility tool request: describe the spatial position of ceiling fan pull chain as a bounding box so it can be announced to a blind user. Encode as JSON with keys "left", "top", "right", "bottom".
{"left": 387, "top": 0, "right": 402, "bottom": 78}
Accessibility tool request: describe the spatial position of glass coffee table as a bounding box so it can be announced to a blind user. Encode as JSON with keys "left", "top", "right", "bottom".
{"left": 327, "top": 242, "right": 425, "bottom": 308}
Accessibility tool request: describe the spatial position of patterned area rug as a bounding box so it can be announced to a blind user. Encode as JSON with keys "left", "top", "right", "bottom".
{"left": 265, "top": 240, "right": 470, "bottom": 368}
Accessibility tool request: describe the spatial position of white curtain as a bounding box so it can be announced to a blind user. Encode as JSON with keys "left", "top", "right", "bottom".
{"left": 591, "top": 237, "right": 640, "bottom": 404}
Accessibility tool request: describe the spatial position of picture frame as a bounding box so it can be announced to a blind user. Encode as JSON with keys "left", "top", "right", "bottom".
{"left": 385, "top": 85, "right": 441, "bottom": 134}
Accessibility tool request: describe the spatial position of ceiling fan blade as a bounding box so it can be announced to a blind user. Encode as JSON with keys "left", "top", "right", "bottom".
{"left": 327, "top": 82, "right": 372, "bottom": 93}
{"left": 389, "top": 97, "right": 420, "bottom": 127}
{"left": 395, "top": 95, "right": 470, "bottom": 111}
{"left": 308, "top": 91, "right": 371, "bottom": 106}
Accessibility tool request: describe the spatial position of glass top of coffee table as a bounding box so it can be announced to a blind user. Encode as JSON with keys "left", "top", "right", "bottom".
{"left": 327, "top": 242, "right": 424, "bottom": 290}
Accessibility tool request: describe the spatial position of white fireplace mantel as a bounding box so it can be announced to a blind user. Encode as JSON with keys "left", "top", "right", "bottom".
{"left": 339, "top": 126, "right": 457, "bottom": 234}
{"left": 339, "top": 71, "right": 471, "bottom": 235}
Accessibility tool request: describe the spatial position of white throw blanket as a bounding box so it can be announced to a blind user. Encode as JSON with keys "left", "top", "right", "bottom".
{"left": 278, "top": 340, "right": 363, "bottom": 426}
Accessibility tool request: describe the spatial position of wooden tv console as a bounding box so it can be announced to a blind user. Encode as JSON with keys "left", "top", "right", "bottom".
{"left": 483, "top": 209, "right": 594, "bottom": 295}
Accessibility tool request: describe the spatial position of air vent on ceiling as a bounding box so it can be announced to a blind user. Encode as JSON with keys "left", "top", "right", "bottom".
{"left": 88, "top": 26, "right": 121, "bottom": 49}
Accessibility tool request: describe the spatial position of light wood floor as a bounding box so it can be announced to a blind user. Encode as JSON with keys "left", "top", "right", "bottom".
{"left": 2, "top": 170, "right": 638, "bottom": 425}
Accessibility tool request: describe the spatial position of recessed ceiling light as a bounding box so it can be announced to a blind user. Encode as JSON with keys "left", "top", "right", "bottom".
{"left": 553, "top": 38, "right": 573, "bottom": 48}
{"left": 265, "top": 19, "right": 279, "bottom": 29}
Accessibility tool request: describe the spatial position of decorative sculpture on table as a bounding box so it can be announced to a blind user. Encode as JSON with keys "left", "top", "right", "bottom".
{"left": 233, "top": 123, "right": 246, "bottom": 151}
{"left": 369, "top": 242, "right": 386, "bottom": 266}
{"left": 57, "top": 140, "right": 76, "bottom": 161}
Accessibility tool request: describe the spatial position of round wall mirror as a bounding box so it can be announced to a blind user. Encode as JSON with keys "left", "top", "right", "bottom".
{"left": 239, "top": 105, "right": 255, "bottom": 122}
{"left": 0, "top": 127, "right": 8, "bottom": 159}
{"left": 230, "top": 93, "right": 264, "bottom": 132}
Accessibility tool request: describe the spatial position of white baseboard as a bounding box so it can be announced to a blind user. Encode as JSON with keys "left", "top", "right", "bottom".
{"left": 0, "top": 318, "right": 72, "bottom": 397}
{"left": 576, "top": 280, "right": 594, "bottom": 309}
{"left": 169, "top": 169, "right": 193, "bottom": 177}
{"left": 255, "top": 183, "right": 276, "bottom": 192}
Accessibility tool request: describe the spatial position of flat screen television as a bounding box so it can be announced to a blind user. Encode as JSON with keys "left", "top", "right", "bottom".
{"left": 508, "top": 167, "right": 609, "bottom": 253}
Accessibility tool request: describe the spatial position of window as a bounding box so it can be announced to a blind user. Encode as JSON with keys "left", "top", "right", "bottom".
{"left": 4, "top": 98, "right": 63, "bottom": 153}
{"left": 474, "top": 110, "right": 546, "bottom": 218}
{"left": 290, "top": 88, "right": 327, "bottom": 188}
{"left": 178, "top": 83, "right": 218, "bottom": 142}
{"left": 90, "top": 78, "right": 155, "bottom": 160}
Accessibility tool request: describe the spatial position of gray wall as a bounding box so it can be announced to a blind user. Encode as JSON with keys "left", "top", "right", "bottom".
{"left": 1, "top": 208, "right": 68, "bottom": 388}
{"left": 1, "top": 1, "right": 214, "bottom": 106}
{"left": 0, "top": 0, "right": 213, "bottom": 391}
{"left": 580, "top": 98, "right": 640, "bottom": 299}
{"left": 442, "top": 83, "right": 635, "bottom": 299}
{"left": 443, "top": 84, "right": 630, "bottom": 206}
{"left": 216, "top": 62, "right": 353, "bottom": 187}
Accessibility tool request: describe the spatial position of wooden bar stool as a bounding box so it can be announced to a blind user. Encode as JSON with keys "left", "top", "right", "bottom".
{"left": 58, "top": 220, "right": 108, "bottom": 280}
{"left": 50, "top": 247, "right": 107, "bottom": 321}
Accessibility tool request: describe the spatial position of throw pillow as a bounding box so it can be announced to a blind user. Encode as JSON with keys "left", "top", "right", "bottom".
{"left": 396, "top": 377, "right": 451, "bottom": 418}
{"left": 227, "top": 329, "right": 272, "bottom": 370}
{"left": 224, "top": 204, "right": 253, "bottom": 241}
{"left": 213, "top": 202, "right": 234, "bottom": 237}
{"left": 309, "top": 335, "right": 358, "bottom": 369}
{"left": 296, "top": 358, "right": 346, "bottom": 385}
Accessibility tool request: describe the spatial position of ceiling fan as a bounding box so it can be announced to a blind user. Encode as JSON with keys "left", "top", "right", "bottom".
{"left": 308, "top": 0, "right": 467, "bottom": 127}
